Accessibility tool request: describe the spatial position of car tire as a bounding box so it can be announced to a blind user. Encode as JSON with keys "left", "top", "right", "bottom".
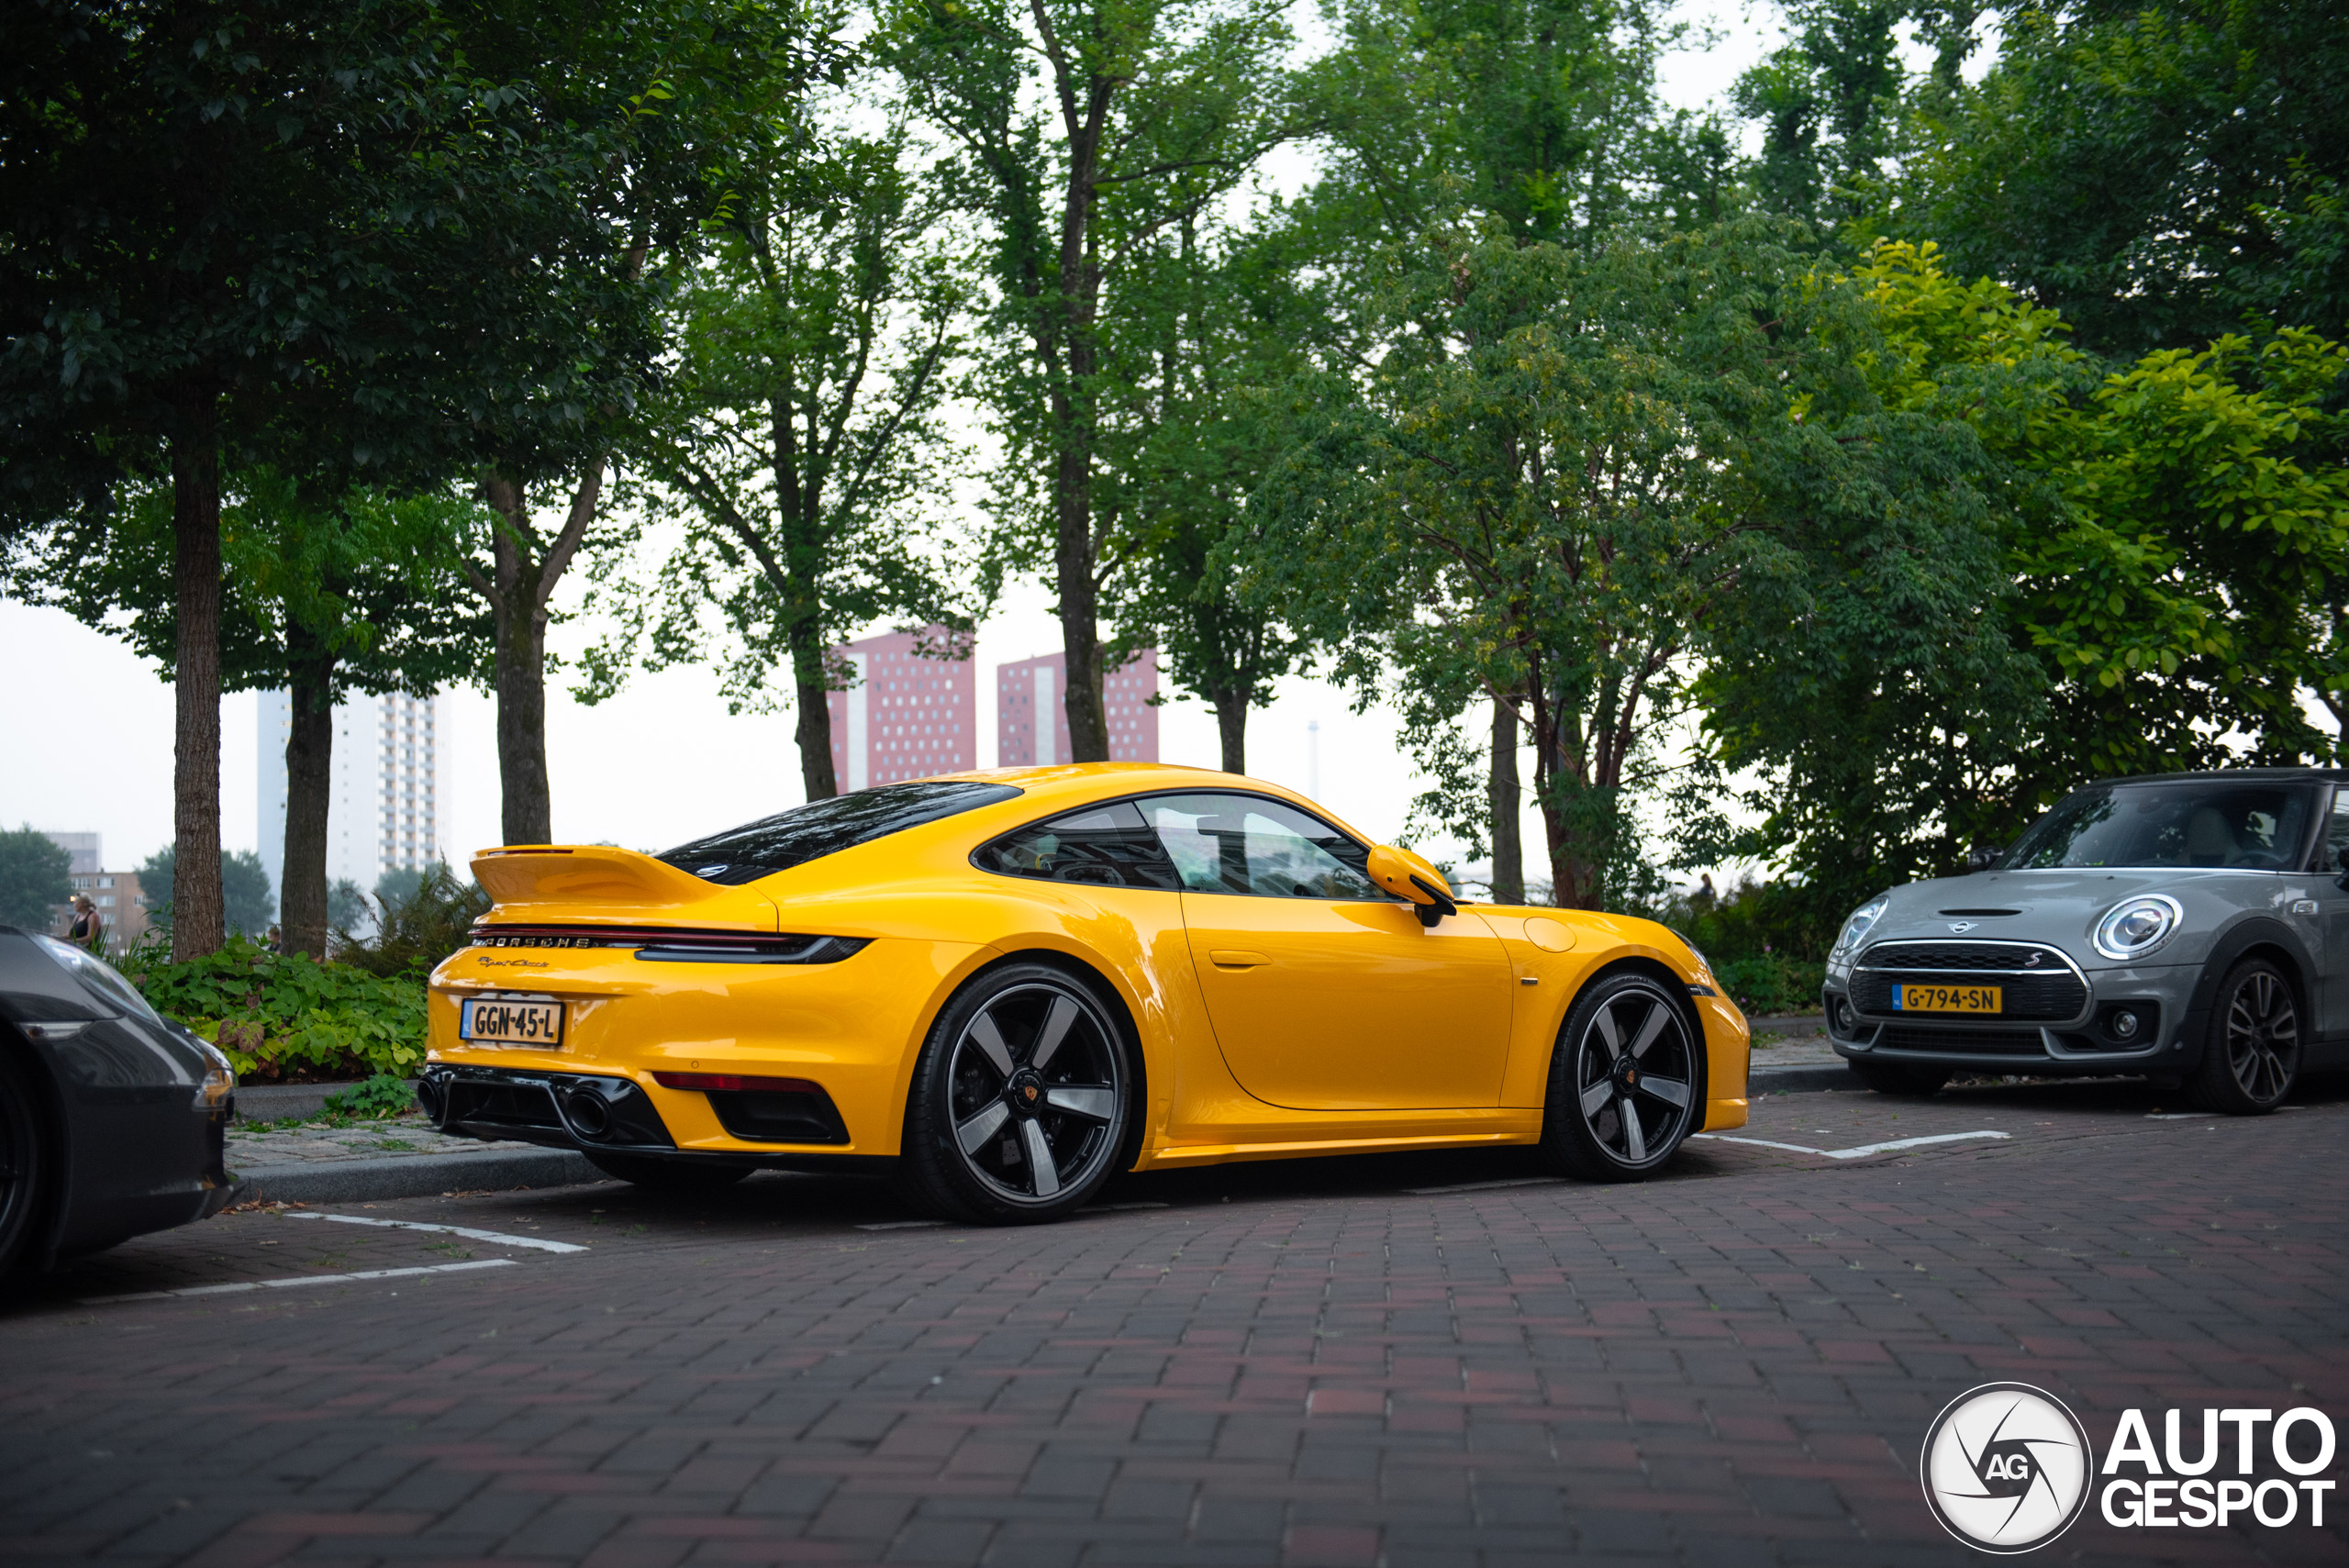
{"left": 0, "top": 1046, "right": 53, "bottom": 1274}
{"left": 898, "top": 961, "right": 1134, "bottom": 1225}
{"left": 1846, "top": 1061, "right": 1952, "bottom": 1096}
{"left": 1539, "top": 972, "right": 1702, "bottom": 1182}
{"left": 582, "top": 1151, "right": 753, "bottom": 1194}
{"left": 2190, "top": 958, "right": 2300, "bottom": 1116}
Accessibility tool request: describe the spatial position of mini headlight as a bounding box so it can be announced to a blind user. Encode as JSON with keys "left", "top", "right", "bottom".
{"left": 1831, "top": 895, "right": 1890, "bottom": 959}
{"left": 2093, "top": 895, "right": 2182, "bottom": 962}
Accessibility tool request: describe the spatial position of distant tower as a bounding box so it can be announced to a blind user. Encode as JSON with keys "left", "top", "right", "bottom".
{"left": 824, "top": 627, "right": 977, "bottom": 791}
{"left": 258, "top": 689, "right": 443, "bottom": 898}
{"left": 996, "top": 650, "right": 1158, "bottom": 765}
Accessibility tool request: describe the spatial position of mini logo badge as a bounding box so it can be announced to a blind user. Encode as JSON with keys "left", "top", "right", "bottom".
{"left": 1921, "top": 1383, "right": 2094, "bottom": 1553}
{"left": 1948, "top": 921, "right": 1976, "bottom": 934}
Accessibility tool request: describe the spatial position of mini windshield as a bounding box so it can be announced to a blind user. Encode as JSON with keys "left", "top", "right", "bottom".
{"left": 660, "top": 781, "right": 1022, "bottom": 882}
{"left": 2003, "top": 782, "right": 2318, "bottom": 872}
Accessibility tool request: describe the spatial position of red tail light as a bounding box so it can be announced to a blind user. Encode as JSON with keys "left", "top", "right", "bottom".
{"left": 653, "top": 1072, "right": 821, "bottom": 1094}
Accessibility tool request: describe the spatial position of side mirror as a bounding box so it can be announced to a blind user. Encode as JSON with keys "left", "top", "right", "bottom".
{"left": 1965, "top": 843, "right": 2003, "bottom": 873}
{"left": 1366, "top": 845, "right": 1460, "bottom": 929}
{"left": 2335, "top": 845, "right": 2349, "bottom": 890}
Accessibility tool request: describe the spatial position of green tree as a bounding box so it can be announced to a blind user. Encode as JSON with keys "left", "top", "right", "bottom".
{"left": 596, "top": 106, "right": 976, "bottom": 800}
{"left": 2, "top": 0, "right": 679, "bottom": 953}
{"left": 1885, "top": 0, "right": 2349, "bottom": 358}
{"left": 12, "top": 473, "right": 490, "bottom": 957}
{"left": 1689, "top": 240, "right": 2349, "bottom": 920}
{"left": 1729, "top": 0, "right": 1906, "bottom": 233}
{"left": 1257, "top": 220, "right": 2014, "bottom": 908}
{"left": 1096, "top": 215, "right": 1329, "bottom": 774}
{"left": 882, "top": 0, "right": 1298, "bottom": 762}
{"left": 0, "top": 828, "right": 72, "bottom": 930}
{"left": 139, "top": 844, "right": 274, "bottom": 939}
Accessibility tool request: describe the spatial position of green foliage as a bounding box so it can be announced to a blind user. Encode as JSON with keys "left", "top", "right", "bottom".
{"left": 337, "top": 863, "right": 490, "bottom": 979}
{"left": 117, "top": 936, "right": 426, "bottom": 1082}
{"left": 136, "top": 844, "right": 276, "bottom": 940}
{"left": 320, "top": 1073, "right": 419, "bottom": 1120}
{"left": 1877, "top": 0, "right": 2349, "bottom": 358}
{"left": 327, "top": 879, "right": 369, "bottom": 931}
{"left": 0, "top": 826, "right": 71, "bottom": 929}
{"left": 1730, "top": 0, "right": 1906, "bottom": 233}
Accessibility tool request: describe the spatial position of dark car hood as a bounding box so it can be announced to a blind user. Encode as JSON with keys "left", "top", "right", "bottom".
{"left": 1855, "top": 866, "right": 2299, "bottom": 969}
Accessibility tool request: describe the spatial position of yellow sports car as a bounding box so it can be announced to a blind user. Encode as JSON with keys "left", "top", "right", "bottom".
{"left": 420, "top": 764, "right": 1750, "bottom": 1222}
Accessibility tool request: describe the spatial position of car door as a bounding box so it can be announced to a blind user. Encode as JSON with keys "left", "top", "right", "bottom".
{"left": 2318, "top": 786, "right": 2349, "bottom": 1051}
{"left": 1143, "top": 791, "right": 1514, "bottom": 1110}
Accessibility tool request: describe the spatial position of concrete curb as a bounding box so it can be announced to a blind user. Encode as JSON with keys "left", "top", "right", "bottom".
{"left": 229, "top": 1148, "right": 604, "bottom": 1205}
{"left": 235, "top": 1080, "right": 415, "bottom": 1125}
{"left": 1747, "top": 1015, "right": 1827, "bottom": 1037}
{"left": 1748, "top": 1064, "right": 1854, "bottom": 1095}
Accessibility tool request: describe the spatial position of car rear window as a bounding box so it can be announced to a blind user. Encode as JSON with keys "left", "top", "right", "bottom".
{"left": 661, "top": 781, "right": 1023, "bottom": 883}
{"left": 2004, "top": 782, "right": 2318, "bottom": 871}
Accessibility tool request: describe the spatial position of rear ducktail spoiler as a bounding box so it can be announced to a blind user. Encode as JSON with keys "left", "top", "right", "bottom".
{"left": 471, "top": 846, "right": 774, "bottom": 930}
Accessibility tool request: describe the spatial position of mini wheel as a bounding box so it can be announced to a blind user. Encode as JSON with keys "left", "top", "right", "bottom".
{"left": 583, "top": 1151, "right": 753, "bottom": 1193}
{"left": 899, "top": 962, "right": 1134, "bottom": 1223}
{"left": 2192, "top": 958, "right": 2299, "bottom": 1115}
{"left": 1541, "top": 972, "right": 1701, "bottom": 1182}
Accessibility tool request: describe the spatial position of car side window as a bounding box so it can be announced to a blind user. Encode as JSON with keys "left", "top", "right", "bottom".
{"left": 2329, "top": 788, "right": 2349, "bottom": 872}
{"left": 974, "top": 800, "right": 1184, "bottom": 890}
{"left": 1141, "top": 794, "right": 1388, "bottom": 900}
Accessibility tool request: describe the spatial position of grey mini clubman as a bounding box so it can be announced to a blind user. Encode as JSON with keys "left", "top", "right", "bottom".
{"left": 1822, "top": 768, "right": 2348, "bottom": 1113}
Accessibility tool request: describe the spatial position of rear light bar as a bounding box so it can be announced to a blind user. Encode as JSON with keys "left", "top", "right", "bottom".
{"left": 468, "top": 925, "right": 869, "bottom": 964}
{"left": 653, "top": 1072, "right": 821, "bottom": 1095}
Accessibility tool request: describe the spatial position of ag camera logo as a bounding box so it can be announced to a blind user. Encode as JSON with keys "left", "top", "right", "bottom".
{"left": 1920, "top": 1384, "right": 2094, "bottom": 1552}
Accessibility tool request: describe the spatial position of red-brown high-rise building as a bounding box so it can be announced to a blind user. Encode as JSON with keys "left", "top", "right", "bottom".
{"left": 996, "top": 650, "right": 1158, "bottom": 765}
{"left": 825, "top": 628, "right": 977, "bottom": 790}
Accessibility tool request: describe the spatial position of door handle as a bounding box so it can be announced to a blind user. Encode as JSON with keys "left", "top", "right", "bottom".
{"left": 1208, "top": 950, "right": 1270, "bottom": 969}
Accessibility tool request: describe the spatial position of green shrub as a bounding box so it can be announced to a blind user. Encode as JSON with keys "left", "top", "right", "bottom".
{"left": 1710, "top": 953, "right": 1827, "bottom": 1017}
{"left": 117, "top": 935, "right": 427, "bottom": 1082}
{"left": 320, "top": 1072, "right": 420, "bottom": 1120}
{"left": 334, "top": 862, "right": 489, "bottom": 978}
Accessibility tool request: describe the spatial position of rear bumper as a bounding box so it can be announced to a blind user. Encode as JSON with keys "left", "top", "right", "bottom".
{"left": 418, "top": 1063, "right": 869, "bottom": 1169}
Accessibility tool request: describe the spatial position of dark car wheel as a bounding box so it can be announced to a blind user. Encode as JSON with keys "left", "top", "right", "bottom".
{"left": 2192, "top": 958, "right": 2300, "bottom": 1116}
{"left": 1847, "top": 1060, "right": 1952, "bottom": 1096}
{"left": 899, "top": 962, "right": 1133, "bottom": 1224}
{"left": 0, "top": 1048, "right": 52, "bottom": 1274}
{"left": 583, "top": 1151, "right": 753, "bottom": 1193}
{"left": 1540, "top": 973, "right": 1700, "bottom": 1182}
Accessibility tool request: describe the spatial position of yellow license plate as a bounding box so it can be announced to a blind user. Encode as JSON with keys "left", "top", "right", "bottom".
{"left": 1896, "top": 984, "right": 2002, "bottom": 1014}
{"left": 459, "top": 996, "right": 564, "bottom": 1046}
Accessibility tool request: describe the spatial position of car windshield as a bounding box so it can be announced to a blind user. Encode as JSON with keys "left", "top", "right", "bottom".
{"left": 660, "top": 781, "right": 1022, "bottom": 882}
{"left": 2003, "top": 782, "right": 2318, "bottom": 871}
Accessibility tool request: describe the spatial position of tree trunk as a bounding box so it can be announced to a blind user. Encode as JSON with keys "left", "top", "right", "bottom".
{"left": 1489, "top": 699, "right": 1523, "bottom": 904}
{"left": 788, "top": 612, "right": 839, "bottom": 801}
{"left": 1212, "top": 688, "right": 1248, "bottom": 774}
{"left": 169, "top": 408, "right": 226, "bottom": 960}
{"left": 1054, "top": 445, "right": 1109, "bottom": 762}
{"left": 480, "top": 467, "right": 603, "bottom": 846}
{"left": 280, "top": 640, "right": 334, "bottom": 959}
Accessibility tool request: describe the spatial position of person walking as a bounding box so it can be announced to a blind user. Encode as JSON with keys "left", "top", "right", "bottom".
{"left": 66, "top": 893, "right": 105, "bottom": 952}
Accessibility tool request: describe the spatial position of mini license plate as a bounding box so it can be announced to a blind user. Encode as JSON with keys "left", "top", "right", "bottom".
{"left": 459, "top": 996, "right": 564, "bottom": 1047}
{"left": 1895, "top": 984, "right": 2002, "bottom": 1014}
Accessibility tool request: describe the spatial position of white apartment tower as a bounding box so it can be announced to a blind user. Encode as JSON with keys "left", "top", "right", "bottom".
{"left": 258, "top": 689, "right": 444, "bottom": 906}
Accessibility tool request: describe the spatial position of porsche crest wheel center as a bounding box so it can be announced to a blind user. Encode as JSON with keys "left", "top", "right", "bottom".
{"left": 1007, "top": 1069, "right": 1046, "bottom": 1118}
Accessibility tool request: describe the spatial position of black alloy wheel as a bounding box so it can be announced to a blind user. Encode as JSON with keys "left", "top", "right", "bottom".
{"left": 901, "top": 962, "right": 1131, "bottom": 1223}
{"left": 1541, "top": 972, "right": 1700, "bottom": 1182}
{"left": 0, "top": 1047, "right": 51, "bottom": 1273}
{"left": 2193, "top": 958, "right": 2300, "bottom": 1115}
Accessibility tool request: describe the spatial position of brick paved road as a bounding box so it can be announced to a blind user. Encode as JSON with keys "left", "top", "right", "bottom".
{"left": 3, "top": 1077, "right": 2344, "bottom": 1567}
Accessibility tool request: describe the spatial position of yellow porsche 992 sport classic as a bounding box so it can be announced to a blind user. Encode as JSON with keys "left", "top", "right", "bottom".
{"left": 420, "top": 765, "right": 1751, "bottom": 1222}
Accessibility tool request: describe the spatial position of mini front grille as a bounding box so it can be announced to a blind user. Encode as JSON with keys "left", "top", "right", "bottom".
{"left": 1858, "top": 941, "right": 2070, "bottom": 973}
{"left": 1877, "top": 1024, "right": 2048, "bottom": 1055}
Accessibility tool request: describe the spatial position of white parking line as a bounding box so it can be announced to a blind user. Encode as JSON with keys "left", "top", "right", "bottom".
{"left": 279, "top": 1211, "right": 588, "bottom": 1253}
{"left": 1690, "top": 1130, "right": 2010, "bottom": 1160}
{"left": 84, "top": 1258, "right": 518, "bottom": 1304}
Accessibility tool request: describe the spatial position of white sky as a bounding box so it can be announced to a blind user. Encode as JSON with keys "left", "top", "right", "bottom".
{"left": 0, "top": 3, "right": 1828, "bottom": 889}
